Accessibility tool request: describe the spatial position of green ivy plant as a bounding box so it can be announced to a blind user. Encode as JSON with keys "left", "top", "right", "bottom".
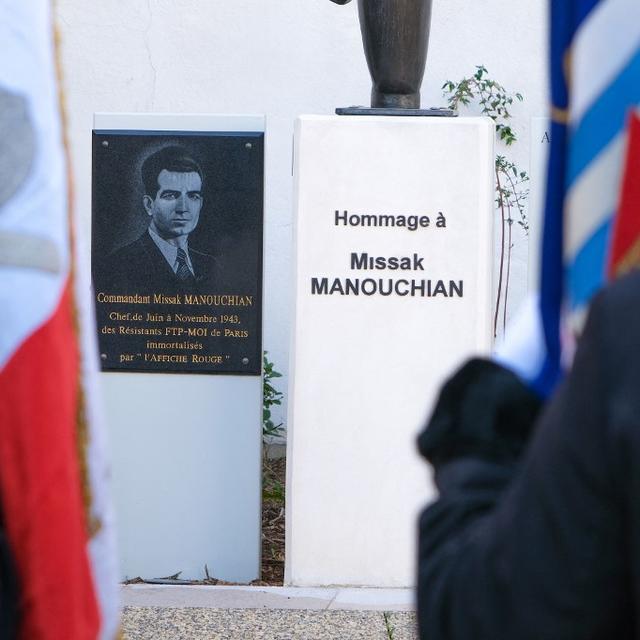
{"left": 263, "top": 352, "right": 284, "bottom": 441}
{"left": 443, "top": 65, "right": 530, "bottom": 337}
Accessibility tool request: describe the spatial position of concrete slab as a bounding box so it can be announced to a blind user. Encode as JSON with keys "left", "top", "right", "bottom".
{"left": 328, "top": 587, "right": 415, "bottom": 611}
{"left": 122, "top": 585, "right": 337, "bottom": 611}
{"left": 121, "top": 585, "right": 415, "bottom": 612}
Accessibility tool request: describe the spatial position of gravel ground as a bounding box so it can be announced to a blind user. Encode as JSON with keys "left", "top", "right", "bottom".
{"left": 121, "top": 607, "right": 418, "bottom": 640}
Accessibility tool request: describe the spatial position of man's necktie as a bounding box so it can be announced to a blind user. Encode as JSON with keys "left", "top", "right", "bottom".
{"left": 175, "top": 248, "right": 194, "bottom": 282}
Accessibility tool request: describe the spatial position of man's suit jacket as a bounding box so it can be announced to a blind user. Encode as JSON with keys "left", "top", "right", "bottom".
{"left": 417, "top": 270, "right": 640, "bottom": 639}
{"left": 97, "top": 231, "right": 219, "bottom": 295}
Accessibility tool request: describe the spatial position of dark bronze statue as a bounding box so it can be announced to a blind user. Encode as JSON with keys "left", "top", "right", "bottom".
{"left": 330, "top": 0, "right": 433, "bottom": 109}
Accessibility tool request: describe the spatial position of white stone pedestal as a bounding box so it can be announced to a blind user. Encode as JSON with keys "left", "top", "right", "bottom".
{"left": 286, "top": 115, "right": 494, "bottom": 587}
{"left": 94, "top": 113, "right": 263, "bottom": 583}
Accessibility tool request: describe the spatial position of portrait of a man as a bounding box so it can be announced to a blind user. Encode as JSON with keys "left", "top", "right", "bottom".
{"left": 99, "top": 145, "right": 219, "bottom": 294}
{"left": 92, "top": 128, "right": 264, "bottom": 374}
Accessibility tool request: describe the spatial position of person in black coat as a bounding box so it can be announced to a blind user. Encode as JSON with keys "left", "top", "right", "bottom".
{"left": 97, "top": 145, "right": 219, "bottom": 295}
{"left": 417, "top": 270, "right": 640, "bottom": 639}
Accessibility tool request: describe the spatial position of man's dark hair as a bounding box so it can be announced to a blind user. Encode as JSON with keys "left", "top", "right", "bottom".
{"left": 141, "top": 146, "right": 204, "bottom": 197}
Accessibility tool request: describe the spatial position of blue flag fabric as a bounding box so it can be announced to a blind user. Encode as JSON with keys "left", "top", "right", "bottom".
{"left": 534, "top": 0, "right": 640, "bottom": 397}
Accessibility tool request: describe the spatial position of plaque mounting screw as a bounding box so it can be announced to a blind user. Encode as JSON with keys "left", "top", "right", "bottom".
{"left": 244, "top": 142, "right": 252, "bottom": 150}
{"left": 100, "top": 353, "right": 107, "bottom": 360}
{"left": 102, "top": 140, "right": 109, "bottom": 148}
{"left": 242, "top": 357, "right": 249, "bottom": 365}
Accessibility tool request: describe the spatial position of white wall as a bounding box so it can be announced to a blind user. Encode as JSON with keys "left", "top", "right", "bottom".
{"left": 56, "top": 0, "right": 548, "bottom": 431}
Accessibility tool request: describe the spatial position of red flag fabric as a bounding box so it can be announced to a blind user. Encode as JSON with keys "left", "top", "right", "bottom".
{"left": 608, "top": 111, "right": 640, "bottom": 278}
{"left": 0, "top": 2, "right": 106, "bottom": 638}
{"left": 0, "top": 286, "right": 100, "bottom": 638}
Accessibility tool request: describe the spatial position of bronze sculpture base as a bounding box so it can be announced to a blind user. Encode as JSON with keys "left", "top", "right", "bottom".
{"left": 335, "top": 106, "right": 455, "bottom": 117}
{"left": 373, "top": 90, "right": 420, "bottom": 109}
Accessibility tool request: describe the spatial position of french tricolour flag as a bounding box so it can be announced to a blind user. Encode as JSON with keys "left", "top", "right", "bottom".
{"left": 0, "top": 2, "right": 119, "bottom": 638}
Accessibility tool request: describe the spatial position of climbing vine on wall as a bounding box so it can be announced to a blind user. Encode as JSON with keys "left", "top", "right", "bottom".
{"left": 443, "top": 66, "right": 530, "bottom": 337}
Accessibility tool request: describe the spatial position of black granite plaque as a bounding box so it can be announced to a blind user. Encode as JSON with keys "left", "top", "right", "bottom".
{"left": 92, "top": 130, "right": 263, "bottom": 375}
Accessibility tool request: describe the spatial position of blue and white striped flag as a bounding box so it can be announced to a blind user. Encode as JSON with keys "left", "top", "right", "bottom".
{"left": 497, "top": 0, "right": 640, "bottom": 397}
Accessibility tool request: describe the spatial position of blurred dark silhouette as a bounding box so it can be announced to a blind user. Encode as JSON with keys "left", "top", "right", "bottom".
{"left": 417, "top": 271, "right": 640, "bottom": 639}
